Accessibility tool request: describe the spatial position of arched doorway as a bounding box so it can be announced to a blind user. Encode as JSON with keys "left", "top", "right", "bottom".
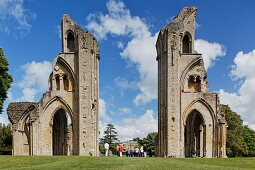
{"left": 184, "top": 110, "right": 205, "bottom": 157}
{"left": 52, "top": 108, "right": 68, "bottom": 155}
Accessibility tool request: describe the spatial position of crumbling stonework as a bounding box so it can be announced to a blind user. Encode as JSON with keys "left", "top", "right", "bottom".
{"left": 156, "top": 7, "right": 227, "bottom": 158}
{"left": 7, "top": 15, "right": 100, "bottom": 156}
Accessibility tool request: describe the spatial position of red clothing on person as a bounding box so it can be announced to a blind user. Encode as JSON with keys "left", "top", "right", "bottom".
{"left": 119, "top": 146, "right": 124, "bottom": 152}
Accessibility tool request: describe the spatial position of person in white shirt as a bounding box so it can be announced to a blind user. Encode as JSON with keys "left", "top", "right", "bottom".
{"left": 104, "top": 143, "right": 109, "bottom": 156}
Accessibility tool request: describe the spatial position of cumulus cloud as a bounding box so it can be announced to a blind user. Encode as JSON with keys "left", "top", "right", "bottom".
{"left": 87, "top": 0, "right": 225, "bottom": 106}
{"left": 121, "top": 34, "right": 158, "bottom": 105}
{"left": 18, "top": 61, "right": 52, "bottom": 102}
{"left": 98, "top": 98, "right": 156, "bottom": 140}
{"left": 194, "top": 39, "right": 226, "bottom": 70}
{"left": 0, "top": 0, "right": 35, "bottom": 36}
{"left": 87, "top": 0, "right": 158, "bottom": 105}
{"left": 219, "top": 50, "right": 255, "bottom": 130}
{"left": 99, "top": 98, "right": 112, "bottom": 122}
{"left": 116, "top": 110, "right": 158, "bottom": 140}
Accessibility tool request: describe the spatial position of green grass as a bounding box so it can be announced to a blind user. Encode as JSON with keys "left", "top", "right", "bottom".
{"left": 0, "top": 156, "right": 254, "bottom": 170}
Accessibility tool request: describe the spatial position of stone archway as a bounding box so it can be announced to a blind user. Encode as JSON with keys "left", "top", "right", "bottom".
{"left": 52, "top": 108, "right": 68, "bottom": 155}
{"left": 184, "top": 110, "right": 205, "bottom": 157}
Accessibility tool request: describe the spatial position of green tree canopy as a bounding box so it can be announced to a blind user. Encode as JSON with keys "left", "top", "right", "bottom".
{"left": 243, "top": 125, "right": 255, "bottom": 156}
{"left": 101, "top": 124, "right": 118, "bottom": 144}
{"left": 222, "top": 105, "right": 248, "bottom": 157}
{"left": 133, "top": 132, "right": 158, "bottom": 155}
{"left": 0, "top": 48, "right": 13, "bottom": 113}
{"left": 0, "top": 123, "right": 12, "bottom": 148}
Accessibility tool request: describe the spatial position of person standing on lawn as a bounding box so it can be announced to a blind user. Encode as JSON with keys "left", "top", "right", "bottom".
{"left": 143, "top": 145, "right": 148, "bottom": 157}
{"left": 104, "top": 143, "right": 109, "bottom": 156}
{"left": 118, "top": 145, "right": 124, "bottom": 157}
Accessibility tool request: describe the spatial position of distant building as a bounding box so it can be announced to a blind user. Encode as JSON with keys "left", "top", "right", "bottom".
{"left": 119, "top": 140, "right": 138, "bottom": 151}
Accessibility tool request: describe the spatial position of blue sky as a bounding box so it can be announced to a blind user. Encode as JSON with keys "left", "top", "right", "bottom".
{"left": 1, "top": 0, "right": 255, "bottom": 140}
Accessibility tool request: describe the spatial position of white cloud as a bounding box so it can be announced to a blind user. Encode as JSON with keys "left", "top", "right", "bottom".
{"left": 99, "top": 120, "right": 108, "bottom": 138}
{"left": 7, "top": 90, "right": 13, "bottom": 101}
{"left": 0, "top": 0, "right": 35, "bottom": 36}
{"left": 116, "top": 110, "right": 157, "bottom": 140}
{"left": 86, "top": 0, "right": 150, "bottom": 40}
{"left": 231, "top": 50, "right": 255, "bottom": 79}
{"left": 0, "top": 114, "right": 9, "bottom": 125}
{"left": 194, "top": 39, "right": 226, "bottom": 70}
{"left": 98, "top": 98, "right": 156, "bottom": 140}
{"left": 19, "top": 87, "right": 37, "bottom": 102}
{"left": 99, "top": 98, "right": 112, "bottom": 122}
{"left": 87, "top": 0, "right": 158, "bottom": 105}
{"left": 219, "top": 50, "right": 255, "bottom": 130}
{"left": 114, "top": 77, "right": 137, "bottom": 95}
{"left": 87, "top": 1, "right": 226, "bottom": 105}
{"left": 117, "top": 41, "right": 124, "bottom": 49}
{"left": 18, "top": 61, "right": 52, "bottom": 102}
{"left": 119, "top": 107, "right": 131, "bottom": 114}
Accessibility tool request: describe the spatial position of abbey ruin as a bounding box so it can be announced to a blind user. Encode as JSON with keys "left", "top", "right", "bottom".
{"left": 155, "top": 7, "right": 227, "bottom": 158}
{"left": 7, "top": 7, "right": 227, "bottom": 158}
{"left": 7, "top": 15, "right": 100, "bottom": 156}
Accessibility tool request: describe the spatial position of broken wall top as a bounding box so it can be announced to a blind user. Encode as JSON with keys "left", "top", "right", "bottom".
{"left": 7, "top": 102, "right": 38, "bottom": 124}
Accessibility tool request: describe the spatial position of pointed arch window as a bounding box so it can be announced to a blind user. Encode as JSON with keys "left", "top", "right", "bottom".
{"left": 67, "top": 32, "right": 74, "bottom": 52}
{"left": 182, "top": 33, "right": 192, "bottom": 53}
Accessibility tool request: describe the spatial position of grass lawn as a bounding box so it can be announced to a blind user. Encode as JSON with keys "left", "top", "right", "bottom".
{"left": 0, "top": 156, "right": 254, "bottom": 170}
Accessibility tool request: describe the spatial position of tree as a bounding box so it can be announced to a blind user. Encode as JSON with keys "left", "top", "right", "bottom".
{"left": 132, "top": 137, "right": 144, "bottom": 146}
{"left": 0, "top": 123, "right": 12, "bottom": 155}
{"left": 0, "top": 48, "right": 13, "bottom": 113}
{"left": 102, "top": 124, "right": 118, "bottom": 144}
{"left": 243, "top": 125, "right": 255, "bottom": 157}
{"left": 222, "top": 105, "right": 248, "bottom": 157}
{"left": 143, "top": 132, "right": 157, "bottom": 155}
{"left": 100, "top": 124, "right": 119, "bottom": 154}
{"left": 133, "top": 132, "right": 158, "bottom": 155}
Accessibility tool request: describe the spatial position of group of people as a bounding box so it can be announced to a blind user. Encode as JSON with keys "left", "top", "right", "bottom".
{"left": 104, "top": 142, "right": 152, "bottom": 157}
{"left": 124, "top": 146, "right": 148, "bottom": 157}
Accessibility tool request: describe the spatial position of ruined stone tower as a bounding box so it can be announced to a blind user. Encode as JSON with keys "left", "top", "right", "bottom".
{"left": 156, "top": 7, "right": 227, "bottom": 158}
{"left": 7, "top": 15, "right": 100, "bottom": 156}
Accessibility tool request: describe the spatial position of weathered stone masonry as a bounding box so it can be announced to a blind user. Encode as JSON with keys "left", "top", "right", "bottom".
{"left": 155, "top": 7, "right": 227, "bottom": 158}
{"left": 7, "top": 15, "right": 100, "bottom": 156}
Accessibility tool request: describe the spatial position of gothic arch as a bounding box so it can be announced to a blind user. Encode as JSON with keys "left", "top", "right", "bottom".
{"left": 182, "top": 98, "right": 215, "bottom": 126}
{"left": 18, "top": 106, "right": 35, "bottom": 156}
{"left": 182, "top": 99, "right": 215, "bottom": 157}
{"left": 40, "top": 96, "right": 74, "bottom": 155}
{"left": 182, "top": 32, "right": 192, "bottom": 53}
{"left": 56, "top": 57, "right": 75, "bottom": 90}
{"left": 42, "top": 96, "right": 73, "bottom": 126}
{"left": 180, "top": 57, "right": 204, "bottom": 91}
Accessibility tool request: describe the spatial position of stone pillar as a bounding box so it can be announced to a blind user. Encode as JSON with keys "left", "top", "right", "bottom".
{"left": 59, "top": 75, "right": 63, "bottom": 90}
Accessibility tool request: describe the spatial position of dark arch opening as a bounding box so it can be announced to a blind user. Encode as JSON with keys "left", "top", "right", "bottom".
{"left": 56, "top": 75, "right": 60, "bottom": 90}
{"left": 63, "top": 75, "right": 69, "bottom": 91}
{"left": 188, "top": 75, "right": 201, "bottom": 92}
{"left": 52, "top": 108, "right": 68, "bottom": 155}
{"left": 182, "top": 34, "right": 191, "bottom": 53}
{"left": 184, "top": 110, "right": 205, "bottom": 157}
{"left": 67, "top": 32, "right": 75, "bottom": 52}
